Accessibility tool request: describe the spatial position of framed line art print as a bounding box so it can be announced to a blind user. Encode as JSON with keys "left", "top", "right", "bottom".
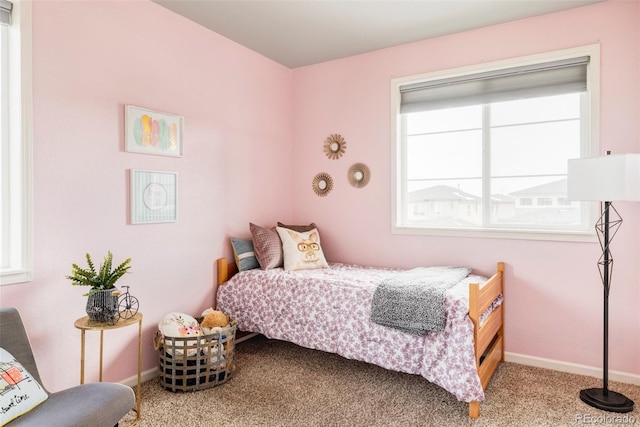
{"left": 125, "top": 105, "right": 184, "bottom": 157}
{"left": 130, "top": 170, "right": 178, "bottom": 224}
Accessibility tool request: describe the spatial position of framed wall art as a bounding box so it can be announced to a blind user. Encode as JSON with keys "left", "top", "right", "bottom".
{"left": 125, "top": 105, "right": 184, "bottom": 157}
{"left": 130, "top": 169, "right": 178, "bottom": 224}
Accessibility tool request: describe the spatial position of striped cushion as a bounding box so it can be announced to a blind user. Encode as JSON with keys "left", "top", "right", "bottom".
{"left": 230, "top": 237, "right": 260, "bottom": 271}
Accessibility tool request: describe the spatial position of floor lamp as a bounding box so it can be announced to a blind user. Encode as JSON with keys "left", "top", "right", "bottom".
{"left": 567, "top": 152, "right": 639, "bottom": 413}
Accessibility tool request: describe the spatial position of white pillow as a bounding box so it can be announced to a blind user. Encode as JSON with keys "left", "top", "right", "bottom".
{"left": 158, "top": 312, "right": 203, "bottom": 338}
{"left": 276, "top": 227, "right": 329, "bottom": 271}
{"left": 158, "top": 312, "right": 203, "bottom": 357}
{"left": 0, "top": 348, "right": 48, "bottom": 425}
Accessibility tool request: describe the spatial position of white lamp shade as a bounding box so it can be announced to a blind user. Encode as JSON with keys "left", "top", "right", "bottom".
{"left": 568, "top": 153, "right": 640, "bottom": 202}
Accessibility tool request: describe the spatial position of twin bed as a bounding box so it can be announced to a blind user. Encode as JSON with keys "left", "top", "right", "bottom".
{"left": 215, "top": 257, "right": 504, "bottom": 418}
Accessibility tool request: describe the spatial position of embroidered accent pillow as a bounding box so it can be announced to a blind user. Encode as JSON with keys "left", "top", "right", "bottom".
{"left": 158, "top": 312, "right": 202, "bottom": 338}
{"left": 230, "top": 237, "right": 260, "bottom": 271}
{"left": 0, "top": 348, "right": 48, "bottom": 425}
{"left": 250, "top": 223, "right": 283, "bottom": 269}
{"left": 276, "top": 227, "right": 329, "bottom": 271}
{"left": 158, "top": 313, "right": 203, "bottom": 356}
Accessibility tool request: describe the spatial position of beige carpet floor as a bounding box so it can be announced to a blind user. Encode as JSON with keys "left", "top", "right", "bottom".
{"left": 121, "top": 335, "right": 639, "bottom": 427}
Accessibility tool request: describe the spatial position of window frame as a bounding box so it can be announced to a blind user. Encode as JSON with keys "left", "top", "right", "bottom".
{"left": 390, "top": 44, "right": 600, "bottom": 242}
{"left": 1, "top": 0, "right": 33, "bottom": 285}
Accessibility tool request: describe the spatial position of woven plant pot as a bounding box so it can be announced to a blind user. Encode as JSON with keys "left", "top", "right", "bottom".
{"left": 86, "top": 289, "right": 119, "bottom": 323}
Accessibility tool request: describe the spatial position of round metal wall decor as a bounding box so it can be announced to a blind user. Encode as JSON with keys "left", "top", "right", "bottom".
{"left": 312, "top": 172, "right": 333, "bottom": 197}
{"left": 323, "top": 134, "right": 347, "bottom": 160}
{"left": 347, "top": 163, "right": 370, "bottom": 188}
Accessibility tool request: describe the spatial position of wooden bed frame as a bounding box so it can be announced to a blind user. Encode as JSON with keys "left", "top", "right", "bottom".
{"left": 216, "top": 258, "right": 504, "bottom": 419}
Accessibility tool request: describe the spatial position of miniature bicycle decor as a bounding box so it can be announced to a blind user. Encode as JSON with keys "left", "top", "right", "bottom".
{"left": 108, "top": 285, "right": 139, "bottom": 323}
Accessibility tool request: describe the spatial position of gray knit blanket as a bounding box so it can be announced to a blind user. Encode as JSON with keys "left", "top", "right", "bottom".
{"left": 370, "top": 266, "right": 471, "bottom": 335}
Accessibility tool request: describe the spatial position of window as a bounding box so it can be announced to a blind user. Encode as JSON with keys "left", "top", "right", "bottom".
{"left": 0, "top": 0, "right": 32, "bottom": 285}
{"left": 391, "top": 45, "right": 599, "bottom": 241}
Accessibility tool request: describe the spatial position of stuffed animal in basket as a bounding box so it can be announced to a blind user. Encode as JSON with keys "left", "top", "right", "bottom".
{"left": 200, "top": 308, "right": 236, "bottom": 370}
{"left": 200, "top": 308, "right": 230, "bottom": 335}
{"left": 157, "top": 312, "right": 203, "bottom": 357}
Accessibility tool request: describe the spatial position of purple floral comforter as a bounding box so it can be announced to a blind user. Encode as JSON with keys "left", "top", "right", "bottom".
{"left": 217, "top": 263, "right": 489, "bottom": 403}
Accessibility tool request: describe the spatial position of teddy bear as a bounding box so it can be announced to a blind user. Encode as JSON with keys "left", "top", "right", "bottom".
{"left": 200, "top": 308, "right": 230, "bottom": 335}
{"left": 199, "top": 308, "right": 236, "bottom": 370}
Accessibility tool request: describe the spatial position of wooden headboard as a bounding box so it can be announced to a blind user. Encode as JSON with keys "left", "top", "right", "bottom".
{"left": 217, "top": 258, "right": 237, "bottom": 286}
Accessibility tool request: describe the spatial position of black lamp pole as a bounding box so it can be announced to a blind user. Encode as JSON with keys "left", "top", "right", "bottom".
{"left": 579, "top": 201, "right": 634, "bottom": 412}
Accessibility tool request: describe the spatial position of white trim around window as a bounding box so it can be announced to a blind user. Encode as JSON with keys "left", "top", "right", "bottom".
{"left": 1, "top": 0, "right": 33, "bottom": 285}
{"left": 390, "top": 44, "right": 600, "bottom": 242}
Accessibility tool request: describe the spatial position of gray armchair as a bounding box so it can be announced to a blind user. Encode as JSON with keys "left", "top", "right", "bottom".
{"left": 0, "top": 307, "right": 135, "bottom": 426}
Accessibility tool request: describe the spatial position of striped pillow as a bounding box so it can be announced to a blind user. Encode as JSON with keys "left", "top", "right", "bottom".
{"left": 230, "top": 237, "right": 260, "bottom": 271}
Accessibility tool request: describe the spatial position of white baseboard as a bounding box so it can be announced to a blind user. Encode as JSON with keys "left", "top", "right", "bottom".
{"left": 120, "top": 368, "right": 158, "bottom": 388}
{"left": 119, "top": 350, "right": 639, "bottom": 387}
{"left": 505, "top": 352, "right": 640, "bottom": 385}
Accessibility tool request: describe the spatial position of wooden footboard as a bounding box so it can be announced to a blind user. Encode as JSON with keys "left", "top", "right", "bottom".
{"left": 468, "top": 262, "right": 505, "bottom": 418}
{"left": 216, "top": 257, "right": 505, "bottom": 419}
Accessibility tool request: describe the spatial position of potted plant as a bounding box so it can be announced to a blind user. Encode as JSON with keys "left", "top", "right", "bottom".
{"left": 67, "top": 251, "right": 131, "bottom": 322}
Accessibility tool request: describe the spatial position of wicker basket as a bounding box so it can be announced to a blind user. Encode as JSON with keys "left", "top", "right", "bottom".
{"left": 155, "top": 319, "right": 237, "bottom": 392}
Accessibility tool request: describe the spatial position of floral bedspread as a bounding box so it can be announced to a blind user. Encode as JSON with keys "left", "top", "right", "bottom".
{"left": 217, "top": 263, "right": 488, "bottom": 403}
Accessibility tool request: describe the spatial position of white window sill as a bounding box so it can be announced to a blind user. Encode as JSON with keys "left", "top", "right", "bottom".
{"left": 0, "top": 269, "right": 33, "bottom": 285}
{"left": 392, "top": 225, "right": 598, "bottom": 243}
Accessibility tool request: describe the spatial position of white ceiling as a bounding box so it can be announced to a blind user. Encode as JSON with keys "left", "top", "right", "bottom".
{"left": 152, "top": 0, "right": 603, "bottom": 69}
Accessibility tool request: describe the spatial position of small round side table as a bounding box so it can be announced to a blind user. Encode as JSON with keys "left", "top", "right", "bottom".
{"left": 74, "top": 313, "right": 143, "bottom": 422}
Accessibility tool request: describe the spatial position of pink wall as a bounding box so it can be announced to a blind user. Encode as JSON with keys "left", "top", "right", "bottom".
{"left": 1, "top": 1, "right": 292, "bottom": 391}
{"left": 291, "top": 0, "right": 640, "bottom": 376}
{"left": 1, "top": 0, "right": 638, "bottom": 393}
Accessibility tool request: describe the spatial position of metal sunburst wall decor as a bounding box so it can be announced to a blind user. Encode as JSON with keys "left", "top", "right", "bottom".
{"left": 323, "top": 134, "right": 347, "bottom": 160}
{"left": 312, "top": 172, "right": 334, "bottom": 197}
{"left": 348, "top": 163, "right": 371, "bottom": 188}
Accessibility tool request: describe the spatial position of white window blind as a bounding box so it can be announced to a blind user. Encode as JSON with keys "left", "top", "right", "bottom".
{"left": 399, "top": 56, "right": 589, "bottom": 113}
{"left": 0, "top": 1, "right": 11, "bottom": 25}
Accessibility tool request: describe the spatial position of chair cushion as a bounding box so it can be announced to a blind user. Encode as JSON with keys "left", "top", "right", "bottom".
{"left": 6, "top": 382, "right": 134, "bottom": 427}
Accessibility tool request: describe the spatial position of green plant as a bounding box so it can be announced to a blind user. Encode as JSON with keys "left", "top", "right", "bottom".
{"left": 66, "top": 251, "right": 131, "bottom": 296}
